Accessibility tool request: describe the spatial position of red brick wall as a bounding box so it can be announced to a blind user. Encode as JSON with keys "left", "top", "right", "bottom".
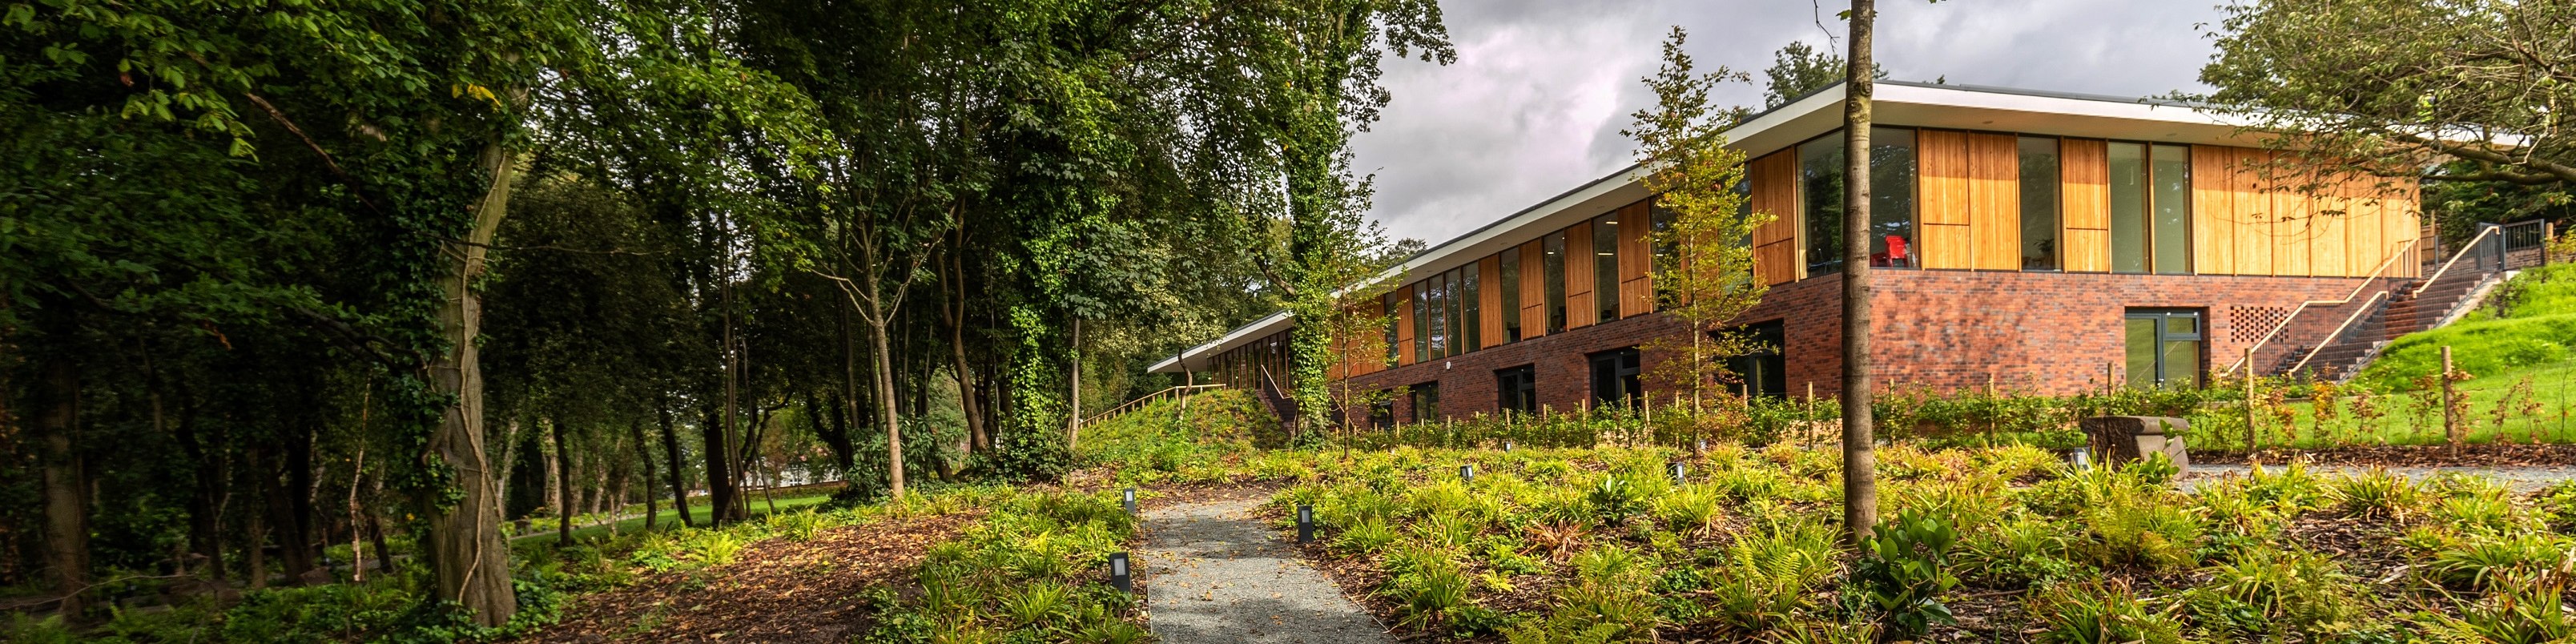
{"left": 1333, "top": 270, "right": 2370, "bottom": 420}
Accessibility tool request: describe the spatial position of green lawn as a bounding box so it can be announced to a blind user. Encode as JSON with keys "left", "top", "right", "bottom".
{"left": 2263, "top": 264, "right": 2576, "bottom": 449}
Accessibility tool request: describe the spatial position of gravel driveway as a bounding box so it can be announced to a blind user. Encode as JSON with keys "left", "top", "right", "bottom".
{"left": 1140, "top": 497, "right": 1391, "bottom": 644}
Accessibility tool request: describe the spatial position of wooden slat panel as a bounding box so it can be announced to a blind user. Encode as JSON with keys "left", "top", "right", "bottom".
{"left": 1518, "top": 242, "right": 1547, "bottom": 338}
{"left": 1749, "top": 150, "right": 1800, "bottom": 283}
{"left": 1478, "top": 256, "right": 1503, "bottom": 348}
{"left": 2060, "top": 139, "right": 2111, "bottom": 272}
{"left": 1393, "top": 284, "right": 1415, "bottom": 365}
{"left": 1617, "top": 201, "right": 1653, "bottom": 316}
{"left": 1564, "top": 223, "right": 1594, "bottom": 329}
{"left": 1919, "top": 130, "right": 1971, "bottom": 226}
{"left": 1969, "top": 132, "right": 2021, "bottom": 270}
{"left": 2272, "top": 175, "right": 2311, "bottom": 276}
{"left": 2191, "top": 146, "right": 2236, "bottom": 275}
{"left": 1754, "top": 241, "right": 1797, "bottom": 285}
{"left": 2228, "top": 149, "right": 2270, "bottom": 276}
{"left": 1920, "top": 223, "right": 1972, "bottom": 270}
{"left": 2313, "top": 175, "right": 2352, "bottom": 276}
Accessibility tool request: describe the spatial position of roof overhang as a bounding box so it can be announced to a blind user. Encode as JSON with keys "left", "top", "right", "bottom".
{"left": 1152, "top": 81, "right": 2270, "bottom": 373}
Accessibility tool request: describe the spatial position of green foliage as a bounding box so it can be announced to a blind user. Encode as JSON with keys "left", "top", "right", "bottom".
{"left": 2429, "top": 574, "right": 2576, "bottom": 644}
{"left": 1854, "top": 509, "right": 1961, "bottom": 638}
{"left": 1705, "top": 518, "right": 1841, "bottom": 634}
{"left": 2184, "top": 545, "right": 2366, "bottom": 638}
{"left": 1956, "top": 517, "right": 2085, "bottom": 590}
{"left": 2028, "top": 581, "right": 2188, "bottom": 644}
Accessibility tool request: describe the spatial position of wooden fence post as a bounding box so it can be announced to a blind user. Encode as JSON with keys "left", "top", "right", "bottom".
{"left": 2442, "top": 345, "right": 2460, "bottom": 459}
{"left": 2244, "top": 347, "right": 2258, "bottom": 457}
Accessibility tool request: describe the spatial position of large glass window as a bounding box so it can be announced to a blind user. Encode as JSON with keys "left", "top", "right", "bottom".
{"left": 2151, "top": 144, "right": 2192, "bottom": 275}
{"left": 1801, "top": 128, "right": 1918, "bottom": 276}
{"left": 1593, "top": 215, "right": 1620, "bottom": 323}
{"left": 1588, "top": 347, "right": 1643, "bottom": 409}
{"left": 2111, "top": 143, "right": 2192, "bottom": 274}
{"left": 1543, "top": 231, "right": 1568, "bottom": 333}
{"left": 1425, "top": 272, "right": 1447, "bottom": 358}
{"left": 1495, "top": 365, "right": 1537, "bottom": 415}
{"left": 1459, "top": 266, "right": 1480, "bottom": 352}
{"left": 1499, "top": 251, "right": 1522, "bottom": 342}
{"left": 2019, "top": 136, "right": 2061, "bottom": 270}
{"left": 2123, "top": 309, "right": 2203, "bottom": 388}
{"left": 1383, "top": 292, "right": 1401, "bottom": 363}
{"left": 1411, "top": 282, "right": 1429, "bottom": 361}
{"left": 1721, "top": 320, "right": 1789, "bottom": 398}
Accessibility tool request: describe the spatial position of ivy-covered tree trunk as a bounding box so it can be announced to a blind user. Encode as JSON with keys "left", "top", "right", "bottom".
{"left": 421, "top": 143, "right": 518, "bottom": 626}
{"left": 36, "top": 349, "right": 87, "bottom": 617}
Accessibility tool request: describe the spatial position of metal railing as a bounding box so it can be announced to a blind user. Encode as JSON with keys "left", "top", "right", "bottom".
{"left": 2283, "top": 289, "right": 2389, "bottom": 376}
{"left": 2223, "top": 237, "right": 2417, "bottom": 376}
{"left": 1076, "top": 384, "right": 1226, "bottom": 429}
{"left": 2410, "top": 223, "right": 2506, "bottom": 298}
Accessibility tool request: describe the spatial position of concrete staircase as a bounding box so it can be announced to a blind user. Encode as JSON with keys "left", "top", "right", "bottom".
{"left": 2280, "top": 253, "right": 2512, "bottom": 382}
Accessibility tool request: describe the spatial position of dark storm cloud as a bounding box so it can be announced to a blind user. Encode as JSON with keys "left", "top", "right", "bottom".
{"left": 1353, "top": 0, "right": 2230, "bottom": 246}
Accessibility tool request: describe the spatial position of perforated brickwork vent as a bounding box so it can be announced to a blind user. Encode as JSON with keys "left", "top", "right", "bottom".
{"left": 2232, "top": 306, "right": 2288, "bottom": 342}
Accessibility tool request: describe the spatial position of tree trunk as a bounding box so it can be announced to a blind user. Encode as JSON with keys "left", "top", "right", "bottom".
{"left": 368, "top": 475, "right": 393, "bottom": 573}
{"left": 867, "top": 316, "right": 907, "bottom": 498}
{"left": 1839, "top": 0, "right": 1881, "bottom": 541}
{"left": 945, "top": 239, "right": 988, "bottom": 453}
{"left": 173, "top": 386, "right": 225, "bottom": 578}
{"left": 490, "top": 417, "right": 524, "bottom": 518}
{"left": 550, "top": 417, "right": 572, "bottom": 545}
{"left": 36, "top": 352, "right": 88, "bottom": 617}
{"left": 658, "top": 400, "right": 694, "bottom": 528}
{"left": 629, "top": 420, "right": 658, "bottom": 531}
{"left": 262, "top": 437, "right": 317, "bottom": 583}
{"left": 1066, "top": 317, "right": 1082, "bottom": 450}
{"left": 699, "top": 405, "right": 735, "bottom": 525}
{"left": 421, "top": 141, "right": 518, "bottom": 626}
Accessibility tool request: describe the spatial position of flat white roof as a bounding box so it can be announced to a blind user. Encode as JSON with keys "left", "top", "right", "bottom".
{"left": 1151, "top": 81, "right": 2264, "bottom": 372}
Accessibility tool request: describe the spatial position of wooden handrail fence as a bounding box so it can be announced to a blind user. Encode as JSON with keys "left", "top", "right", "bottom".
{"left": 1076, "top": 384, "right": 1226, "bottom": 429}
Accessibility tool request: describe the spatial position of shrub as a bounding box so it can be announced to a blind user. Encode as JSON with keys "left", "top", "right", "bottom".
{"left": 1854, "top": 509, "right": 1961, "bottom": 638}
{"left": 1334, "top": 517, "right": 1399, "bottom": 554}
{"left": 2183, "top": 545, "right": 2366, "bottom": 638}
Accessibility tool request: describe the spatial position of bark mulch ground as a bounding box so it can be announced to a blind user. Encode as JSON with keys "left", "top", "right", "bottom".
{"left": 521, "top": 511, "right": 980, "bottom": 643}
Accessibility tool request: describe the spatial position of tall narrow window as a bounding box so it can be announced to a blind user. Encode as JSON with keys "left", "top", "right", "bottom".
{"left": 1412, "top": 280, "right": 1429, "bottom": 361}
{"left": 2123, "top": 309, "right": 2203, "bottom": 388}
{"left": 1495, "top": 365, "right": 1537, "bottom": 415}
{"left": 2151, "top": 144, "right": 2192, "bottom": 274}
{"left": 1801, "top": 128, "right": 1918, "bottom": 275}
{"left": 1429, "top": 272, "right": 1450, "bottom": 357}
{"left": 2019, "top": 136, "right": 2061, "bottom": 270}
{"left": 1870, "top": 127, "right": 1918, "bottom": 268}
{"left": 1593, "top": 215, "right": 1620, "bottom": 323}
{"left": 1499, "top": 251, "right": 1522, "bottom": 342}
{"left": 1543, "top": 231, "right": 1568, "bottom": 333}
{"left": 2109, "top": 142, "right": 2149, "bottom": 273}
{"left": 1459, "top": 265, "right": 1480, "bottom": 351}
{"left": 1800, "top": 135, "right": 1847, "bottom": 276}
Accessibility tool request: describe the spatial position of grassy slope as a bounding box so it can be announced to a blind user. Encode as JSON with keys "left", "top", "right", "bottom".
{"left": 2278, "top": 264, "right": 2576, "bottom": 446}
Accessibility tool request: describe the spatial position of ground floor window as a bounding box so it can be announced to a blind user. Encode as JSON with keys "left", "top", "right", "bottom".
{"left": 1589, "top": 347, "right": 1642, "bottom": 409}
{"left": 1495, "top": 364, "right": 1538, "bottom": 414}
{"left": 1369, "top": 398, "right": 1395, "bottom": 428}
{"left": 1722, "top": 320, "right": 1788, "bottom": 397}
{"left": 2124, "top": 309, "right": 2204, "bottom": 388}
{"left": 1411, "top": 381, "right": 1441, "bottom": 422}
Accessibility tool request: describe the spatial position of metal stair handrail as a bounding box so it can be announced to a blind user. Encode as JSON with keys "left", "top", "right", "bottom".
{"left": 2224, "top": 237, "right": 2418, "bottom": 376}
{"left": 2283, "top": 289, "right": 2390, "bottom": 376}
{"left": 1077, "top": 383, "right": 1226, "bottom": 429}
{"left": 2410, "top": 223, "right": 2504, "bottom": 298}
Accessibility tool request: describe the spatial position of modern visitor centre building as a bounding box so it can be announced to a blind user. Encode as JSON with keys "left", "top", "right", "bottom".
{"left": 1151, "top": 81, "right": 2485, "bottom": 425}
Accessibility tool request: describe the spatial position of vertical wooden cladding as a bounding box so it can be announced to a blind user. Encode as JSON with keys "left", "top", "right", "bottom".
{"left": 1393, "top": 284, "right": 1415, "bottom": 365}
{"left": 2188, "top": 146, "right": 2419, "bottom": 278}
{"left": 2060, "top": 139, "right": 2111, "bottom": 272}
{"left": 1518, "top": 241, "right": 1548, "bottom": 339}
{"left": 1330, "top": 302, "right": 1386, "bottom": 379}
{"left": 1563, "top": 222, "right": 1596, "bottom": 330}
{"left": 1915, "top": 131, "right": 2019, "bottom": 270}
{"left": 1749, "top": 150, "right": 1801, "bottom": 285}
{"left": 1616, "top": 201, "right": 1654, "bottom": 317}
{"left": 1478, "top": 256, "right": 1503, "bottom": 348}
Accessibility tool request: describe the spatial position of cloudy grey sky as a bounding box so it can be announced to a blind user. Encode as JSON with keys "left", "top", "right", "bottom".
{"left": 1352, "top": 0, "right": 2233, "bottom": 246}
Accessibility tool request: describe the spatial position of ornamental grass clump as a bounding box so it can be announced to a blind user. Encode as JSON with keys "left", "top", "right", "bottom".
{"left": 2183, "top": 544, "right": 2368, "bottom": 639}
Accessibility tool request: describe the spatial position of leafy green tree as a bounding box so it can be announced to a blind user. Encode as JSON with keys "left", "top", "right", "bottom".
{"left": 1627, "top": 27, "right": 1769, "bottom": 416}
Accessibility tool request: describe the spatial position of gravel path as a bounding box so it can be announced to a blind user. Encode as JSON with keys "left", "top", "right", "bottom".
{"left": 1141, "top": 497, "right": 1391, "bottom": 644}
{"left": 2180, "top": 464, "right": 2576, "bottom": 493}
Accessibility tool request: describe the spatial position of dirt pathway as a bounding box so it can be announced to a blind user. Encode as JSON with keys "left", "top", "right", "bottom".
{"left": 1141, "top": 497, "right": 1391, "bottom": 644}
{"left": 521, "top": 512, "right": 976, "bottom": 643}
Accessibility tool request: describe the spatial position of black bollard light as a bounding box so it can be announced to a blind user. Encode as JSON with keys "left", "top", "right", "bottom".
{"left": 1668, "top": 461, "right": 1687, "bottom": 483}
{"left": 1122, "top": 488, "right": 1137, "bottom": 515}
{"left": 1109, "top": 552, "right": 1133, "bottom": 593}
{"left": 1459, "top": 464, "right": 1475, "bottom": 485}
{"left": 1503, "top": 440, "right": 1513, "bottom": 453}
{"left": 1296, "top": 505, "right": 1316, "bottom": 543}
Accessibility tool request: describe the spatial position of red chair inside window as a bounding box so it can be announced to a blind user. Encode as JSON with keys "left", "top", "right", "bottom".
{"left": 1874, "top": 235, "right": 1911, "bottom": 268}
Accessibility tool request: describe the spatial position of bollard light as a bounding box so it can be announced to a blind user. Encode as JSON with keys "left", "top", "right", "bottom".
{"left": 1122, "top": 488, "right": 1137, "bottom": 515}
{"left": 1695, "top": 438, "right": 1707, "bottom": 453}
{"left": 1296, "top": 505, "right": 1315, "bottom": 543}
{"left": 1503, "top": 440, "right": 1513, "bottom": 453}
{"left": 1668, "top": 461, "right": 1687, "bottom": 483}
{"left": 1459, "top": 464, "right": 1475, "bottom": 485}
{"left": 1109, "top": 552, "right": 1132, "bottom": 593}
